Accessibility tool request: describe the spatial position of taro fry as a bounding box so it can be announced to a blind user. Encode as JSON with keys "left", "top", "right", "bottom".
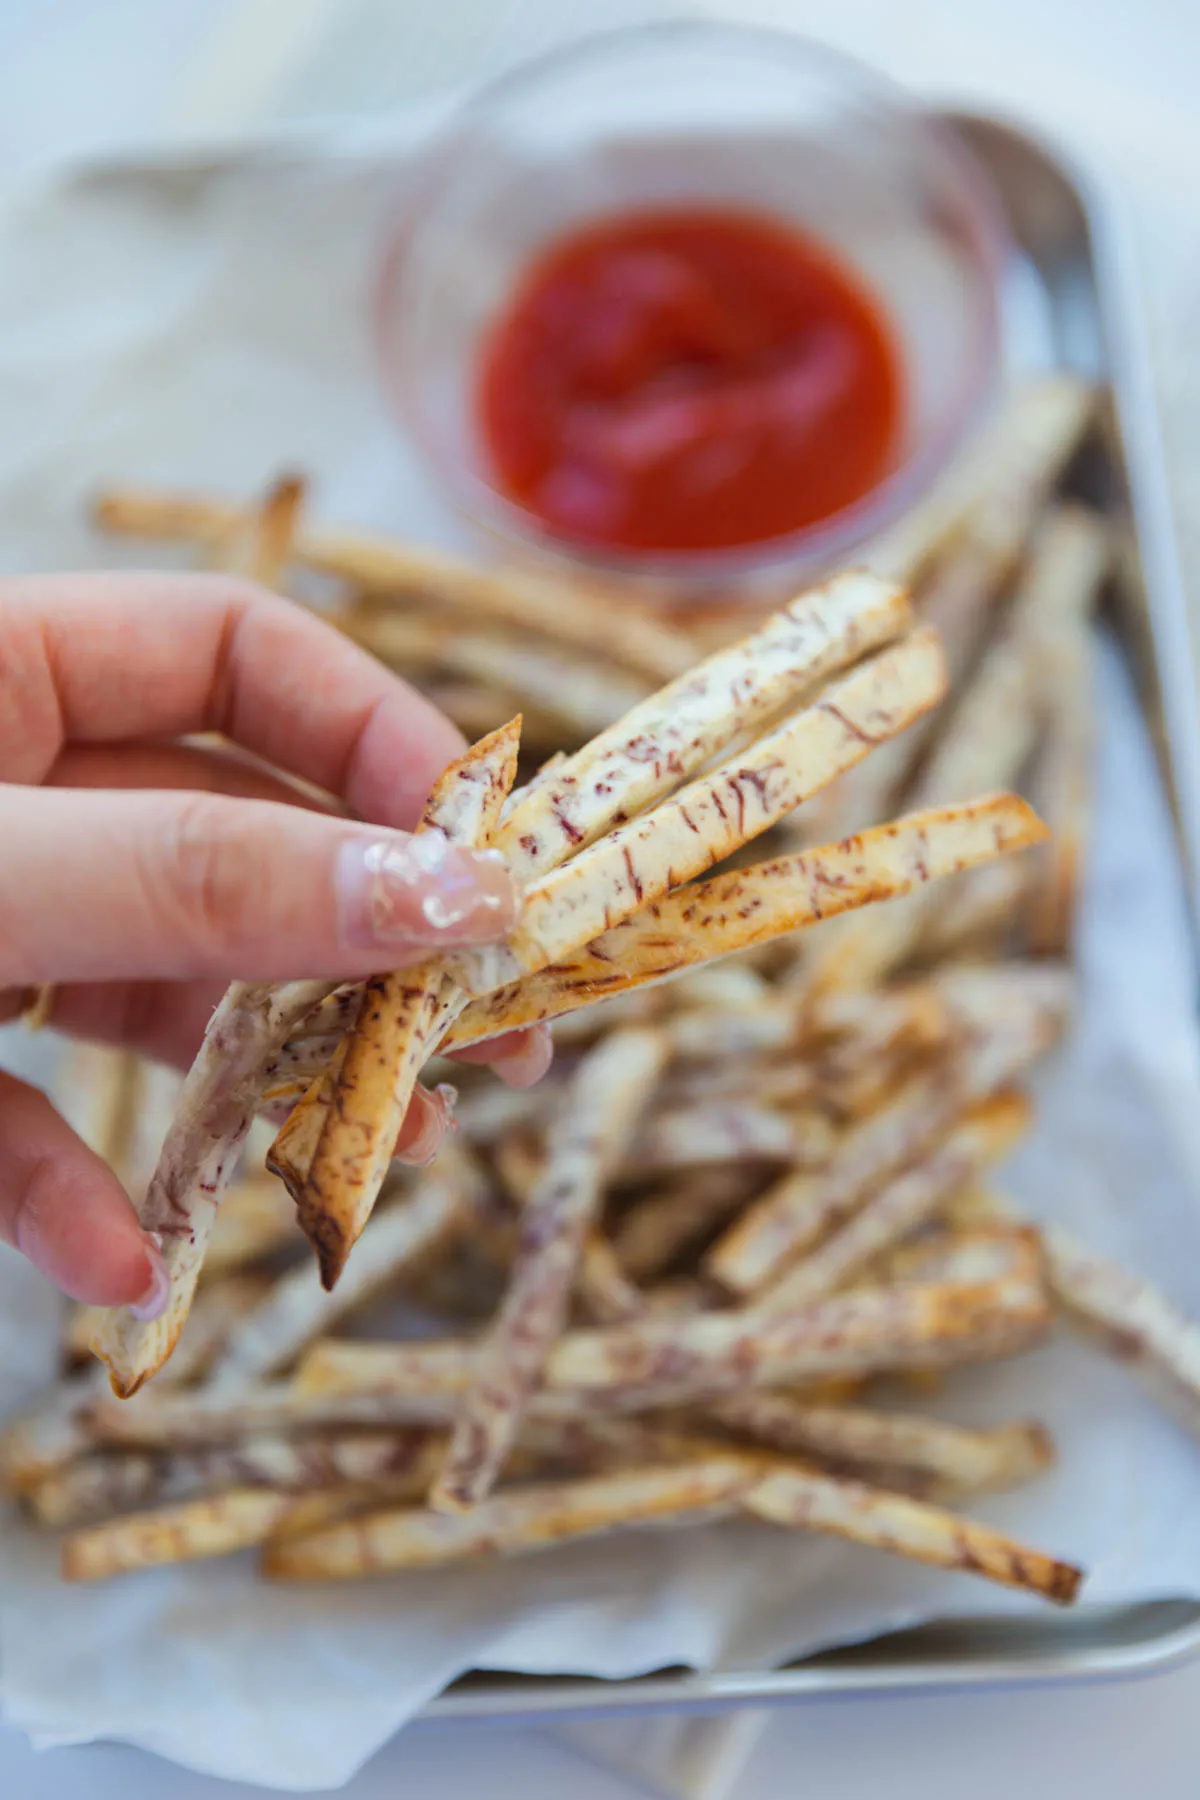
{"left": 803, "top": 377, "right": 1096, "bottom": 849}
{"left": 963, "top": 1190, "right": 1200, "bottom": 1435}
{"left": 62, "top": 1488, "right": 309, "bottom": 1581}
{"left": 205, "top": 1152, "right": 477, "bottom": 1388}
{"left": 289, "top": 719, "right": 520, "bottom": 1287}
{"left": 265, "top": 797, "right": 1043, "bottom": 1097}
{"left": 708, "top": 1394, "right": 1054, "bottom": 1499}
{"left": 92, "top": 977, "right": 338, "bottom": 1399}
{"left": 1, "top": 1275, "right": 271, "bottom": 1493}
{"left": 916, "top": 853, "right": 1036, "bottom": 963}
{"left": 543, "top": 1243, "right": 1050, "bottom": 1414}
{"left": 29, "top": 1429, "right": 444, "bottom": 1529}
{"left": 807, "top": 506, "right": 1109, "bottom": 993}
{"left": 93, "top": 485, "right": 697, "bottom": 684}
{"left": 612, "top": 1170, "right": 763, "bottom": 1283}
{"left": 1040, "top": 1232, "right": 1200, "bottom": 1433}
{"left": 262, "top": 1454, "right": 1078, "bottom": 1605}
{"left": 350, "top": 612, "right": 651, "bottom": 740}
{"left": 471, "top": 568, "right": 910, "bottom": 878}
{"left": 1024, "top": 549, "right": 1099, "bottom": 954}
{"left": 707, "top": 971, "right": 1068, "bottom": 1297}
{"left": 744, "top": 1467, "right": 1081, "bottom": 1604}
{"left": 265, "top": 1459, "right": 759, "bottom": 1581}
{"left": 278, "top": 578, "right": 914, "bottom": 1289}
{"left": 448, "top": 628, "right": 947, "bottom": 997}
{"left": 575, "top": 1236, "right": 650, "bottom": 1325}
{"left": 441, "top": 797, "right": 1049, "bottom": 1052}
{"left": 863, "top": 375, "right": 1096, "bottom": 589}
{"left": 60, "top": 1421, "right": 736, "bottom": 1577}
{"left": 658, "top": 1058, "right": 817, "bottom": 1114}
{"left": 757, "top": 1091, "right": 1030, "bottom": 1312}
{"left": 489, "top": 1134, "right": 643, "bottom": 1326}
{"left": 629, "top": 1101, "right": 833, "bottom": 1177}
{"left": 201, "top": 1176, "right": 298, "bottom": 1277}
{"left": 279, "top": 1248, "right": 1047, "bottom": 1425}
{"left": 431, "top": 1027, "right": 667, "bottom": 1511}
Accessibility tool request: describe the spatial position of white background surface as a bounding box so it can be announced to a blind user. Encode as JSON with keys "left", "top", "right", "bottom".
{"left": 1, "top": 2, "right": 1199, "bottom": 1795}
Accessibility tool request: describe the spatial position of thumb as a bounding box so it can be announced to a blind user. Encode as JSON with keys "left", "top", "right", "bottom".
{"left": 0, "top": 784, "right": 517, "bottom": 985}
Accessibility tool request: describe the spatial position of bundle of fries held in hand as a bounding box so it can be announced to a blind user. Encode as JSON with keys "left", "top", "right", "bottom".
{"left": 9, "top": 373, "right": 1200, "bottom": 1611}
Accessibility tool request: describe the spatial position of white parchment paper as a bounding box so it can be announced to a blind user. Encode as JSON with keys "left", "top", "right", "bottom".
{"left": 1, "top": 144, "right": 1200, "bottom": 1791}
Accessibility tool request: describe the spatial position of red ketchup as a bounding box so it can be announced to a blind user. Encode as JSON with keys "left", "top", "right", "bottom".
{"left": 477, "top": 206, "right": 903, "bottom": 556}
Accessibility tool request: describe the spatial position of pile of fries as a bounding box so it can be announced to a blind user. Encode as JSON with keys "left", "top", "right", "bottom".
{"left": 7, "top": 374, "right": 1200, "bottom": 1618}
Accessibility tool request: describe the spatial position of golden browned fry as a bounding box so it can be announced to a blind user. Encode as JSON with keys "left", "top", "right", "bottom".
{"left": 862, "top": 376, "right": 1095, "bottom": 587}
{"left": 453, "top": 572, "right": 912, "bottom": 901}
{"left": 490, "top": 1128, "right": 645, "bottom": 1326}
{"left": 444, "top": 797, "right": 1049, "bottom": 1052}
{"left": 574, "top": 1232, "right": 648, "bottom": 1325}
{"left": 1043, "top": 1228, "right": 1200, "bottom": 1432}
{"left": 807, "top": 977, "right": 957, "bottom": 1059}
{"left": 455, "top": 1081, "right": 551, "bottom": 1146}
{"left": 295, "top": 719, "right": 520, "bottom": 1287}
{"left": 4, "top": 1276, "right": 271, "bottom": 1493}
{"left": 84, "top": 1376, "right": 471, "bottom": 1449}
{"left": 202, "top": 1176, "right": 299, "bottom": 1277}
{"left": 1024, "top": 512, "right": 1106, "bottom": 953}
{"left": 757, "top": 1092, "right": 1030, "bottom": 1311}
{"left": 0, "top": 1370, "right": 108, "bottom": 1495}
{"left": 811, "top": 521, "right": 1106, "bottom": 993}
{"left": 613, "top": 1169, "right": 762, "bottom": 1282}
{"left": 266, "top": 987, "right": 363, "bottom": 1077}
{"left": 66, "top": 1262, "right": 273, "bottom": 1367}
{"left": 206, "top": 1154, "right": 475, "bottom": 1387}
{"left": 245, "top": 473, "right": 307, "bottom": 587}
{"left": 55, "top": 1042, "right": 140, "bottom": 1173}
{"left": 423, "top": 677, "right": 544, "bottom": 746}
{"left": 743, "top": 1466, "right": 1081, "bottom": 1603}
{"left": 806, "top": 379, "right": 1097, "bottom": 848}
{"left": 629, "top": 1102, "right": 833, "bottom": 1177}
{"left": 663, "top": 1001, "right": 799, "bottom": 1065}
{"left": 265, "top": 1458, "right": 758, "bottom": 1580}
{"left": 432, "top": 1027, "right": 668, "bottom": 1510}
{"left": 917, "top": 855, "right": 1037, "bottom": 963}
{"left": 707, "top": 978, "right": 1066, "bottom": 1297}
{"left": 542, "top": 1263, "right": 1051, "bottom": 1413}
{"left": 710, "top": 1394, "right": 1053, "bottom": 1498}
{"left": 350, "top": 612, "right": 651, "bottom": 741}
{"left": 93, "top": 486, "right": 699, "bottom": 683}
{"left": 266, "top": 1053, "right": 345, "bottom": 1204}
{"left": 641, "top": 1276, "right": 723, "bottom": 1317}
{"left": 449, "top": 629, "right": 947, "bottom": 997}
{"left": 92, "top": 976, "right": 338, "bottom": 1397}
{"left": 62, "top": 1487, "right": 308, "bottom": 1581}
{"left": 27, "top": 1429, "right": 443, "bottom": 1528}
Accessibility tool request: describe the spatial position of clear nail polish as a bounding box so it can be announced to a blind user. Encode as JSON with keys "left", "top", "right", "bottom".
{"left": 130, "top": 1232, "right": 170, "bottom": 1322}
{"left": 338, "top": 832, "right": 517, "bottom": 950}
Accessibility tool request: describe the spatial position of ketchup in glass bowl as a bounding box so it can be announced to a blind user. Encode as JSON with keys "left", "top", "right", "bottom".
{"left": 377, "top": 23, "right": 1004, "bottom": 600}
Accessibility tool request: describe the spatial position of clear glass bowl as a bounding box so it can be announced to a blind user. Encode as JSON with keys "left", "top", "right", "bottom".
{"left": 376, "top": 22, "right": 1007, "bottom": 602}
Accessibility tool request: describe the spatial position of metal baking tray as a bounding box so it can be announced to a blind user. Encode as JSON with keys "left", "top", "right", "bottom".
{"left": 422, "top": 108, "right": 1200, "bottom": 1724}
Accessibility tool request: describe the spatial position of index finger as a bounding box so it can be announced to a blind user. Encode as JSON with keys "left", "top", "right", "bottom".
{"left": 0, "top": 572, "right": 465, "bottom": 827}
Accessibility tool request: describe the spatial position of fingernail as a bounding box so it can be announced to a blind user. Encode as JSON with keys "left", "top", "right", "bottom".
{"left": 338, "top": 832, "right": 517, "bottom": 951}
{"left": 491, "top": 1023, "right": 555, "bottom": 1090}
{"left": 130, "top": 1232, "right": 170, "bottom": 1322}
{"left": 397, "top": 1083, "right": 458, "bottom": 1167}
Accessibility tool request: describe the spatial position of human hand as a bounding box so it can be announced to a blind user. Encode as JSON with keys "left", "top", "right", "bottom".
{"left": 0, "top": 573, "right": 552, "bottom": 1310}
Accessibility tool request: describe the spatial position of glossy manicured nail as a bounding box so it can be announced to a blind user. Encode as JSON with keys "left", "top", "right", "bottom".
{"left": 397, "top": 1082, "right": 458, "bottom": 1167}
{"left": 490, "top": 1024, "right": 555, "bottom": 1090}
{"left": 130, "top": 1233, "right": 170, "bottom": 1322}
{"left": 337, "top": 832, "right": 517, "bottom": 951}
